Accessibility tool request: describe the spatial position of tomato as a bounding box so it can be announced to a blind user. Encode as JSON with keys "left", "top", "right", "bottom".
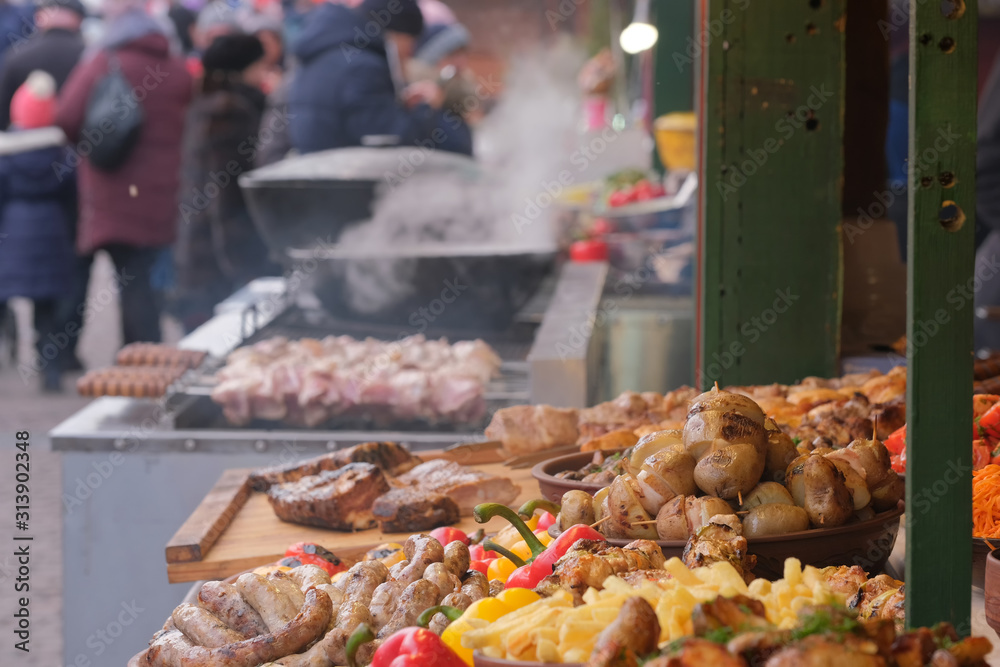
{"left": 890, "top": 450, "right": 906, "bottom": 474}
{"left": 535, "top": 511, "right": 556, "bottom": 531}
{"left": 468, "top": 559, "right": 493, "bottom": 575}
{"left": 979, "top": 403, "right": 1000, "bottom": 441}
{"left": 974, "top": 440, "right": 992, "bottom": 470}
{"left": 884, "top": 425, "right": 906, "bottom": 455}
{"left": 569, "top": 240, "right": 608, "bottom": 262}
{"left": 649, "top": 184, "right": 666, "bottom": 198}
{"left": 608, "top": 190, "right": 632, "bottom": 207}
{"left": 429, "top": 527, "right": 469, "bottom": 546}
{"left": 633, "top": 180, "right": 655, "bottom": 201}
{"left": 469, "top": 544, "right": 498, "bottom": 561}
{"left": 591, "top": 218, "right": 615, "bottom": 236}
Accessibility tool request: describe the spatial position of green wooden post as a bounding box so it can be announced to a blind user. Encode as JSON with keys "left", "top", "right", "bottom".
{"left": 905, "top": 0, "right": 976, "bottom": 631}
{"left": 697, "top": 0, "right": 844, "bottom": 389}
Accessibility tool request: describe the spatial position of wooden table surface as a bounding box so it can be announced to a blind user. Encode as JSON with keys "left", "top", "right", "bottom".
{"left": 165, "top": 452, "right": 541, "bottom": 583}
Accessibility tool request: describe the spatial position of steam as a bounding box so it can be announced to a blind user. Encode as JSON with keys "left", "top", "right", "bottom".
{"left": 335, "top": 40, "right": 584, "bottom": 313}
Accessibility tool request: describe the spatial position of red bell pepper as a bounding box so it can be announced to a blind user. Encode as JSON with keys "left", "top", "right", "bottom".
{"left": 429, "top": 526, "right": 469, "bottom": 546}
{"left": 469, "top": 543, "right": 498, "bottom": 561}
{"left": 475, "top": 502, "right": 608, "bottom": 589}
{"left": 505, "top": 564, "right": 535, "bottom": 589}
{"left": 527, "top": 524, "right": 606, "bottom": 580}
{"left": 283, "top": 542, "right": 347, "bottom": 577}
{"left": 369, "top": 626, "right": 466, "bottom": 667}
{"left": 468, "top": 558, "right": 494, "bottom": 576}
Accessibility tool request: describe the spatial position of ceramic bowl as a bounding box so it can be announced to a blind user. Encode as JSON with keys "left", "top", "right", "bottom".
{"left": 550, "top": 504, "right": 905, "bottom": 581}
{"left": 985, "top": 549, "right": 1000, "bottom": 637}
{"left": 531, "top": 450, "right": 625, "bottom": 502}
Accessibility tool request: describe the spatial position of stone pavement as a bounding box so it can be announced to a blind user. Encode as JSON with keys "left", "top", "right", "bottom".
{"left": 0, "top": 254, "right": 179, "bottom": 666}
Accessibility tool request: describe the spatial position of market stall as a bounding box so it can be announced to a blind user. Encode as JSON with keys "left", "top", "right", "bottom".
{"left": 47, "top": 0, "right": 999, "bottom": 664}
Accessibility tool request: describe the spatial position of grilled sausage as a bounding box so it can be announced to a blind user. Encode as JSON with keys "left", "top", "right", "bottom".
{"left": 197, "top": 581, "right": 268, "bottom": 638}
{"left": 146, "top": 588, "right": 332, "bottom": 667}
{"left": 422, "top": 562, "right": 461, "bottom": 599}
{"left": 340, "top": 561, "right": 388, "bottom": 607}
{"left": 288, "top": 565, "right": 331, "bottom": 592}
{"left": 369, "top": 581, "right": 402, "bottom": 630}
{"left": 172, "top": 603, "right": 247, "bottom": 647}
{"left": 429, "top": 592, "right": 472, "bottom": 635}
{"left": 443, "top": 541, "right": 470, "bottom": 577}
{"left": 273, "top": 627, "right": 346, "bottom": 666}
{"left": 394, "top": 535, "right": 444, "bottom": 585}
{"left": 269, "top": 570, "right": 307, "bottom": 609}
{"left": 460, "top": 571, "right": 489, "bottom": 601}
{"left": 335, "top": 600, "right": 374, "bottom": 634}
{"left": 489, "top": 579, "right": 505, "bottom": 596}
{"left": 377, "top": 579, "right": 439, "bottom": 639}
{"left": 236, "top": 573, "right": 301, "bottom": 632}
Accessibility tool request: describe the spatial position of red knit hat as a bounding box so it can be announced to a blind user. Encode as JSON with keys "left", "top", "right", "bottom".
{"left": 10, "top": 71, "right": 56, "bottom": 130}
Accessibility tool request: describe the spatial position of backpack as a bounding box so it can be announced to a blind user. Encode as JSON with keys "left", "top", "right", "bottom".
{"left": 80, "top": 54, "right": 143, "bottom": 171}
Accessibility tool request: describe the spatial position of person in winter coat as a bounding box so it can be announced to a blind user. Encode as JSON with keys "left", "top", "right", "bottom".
{"left": 0, "top": 0, "right": 87, "bottom": 369}
{"left": 172, "top": 33, "right": 281, "bottom": 332}
{"left": 288, "top": 0, "right": 472, "bottom": 156}
{"left": 0, "top": 0, "right": 86, "bottom": 129}
{"left": 0, "top": 71, "right": 77, "bottom": 392}
{"left": 54, "top": 0, "right": 192, "bottom": 345}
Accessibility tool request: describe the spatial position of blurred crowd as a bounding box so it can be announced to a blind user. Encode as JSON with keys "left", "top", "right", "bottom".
{"left": 0, "top": 0, "right": 479, "bottom": 392}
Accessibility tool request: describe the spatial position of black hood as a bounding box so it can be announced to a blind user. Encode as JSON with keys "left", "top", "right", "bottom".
{"left": 292, "top": 3, "right": 385, "bottom": 64}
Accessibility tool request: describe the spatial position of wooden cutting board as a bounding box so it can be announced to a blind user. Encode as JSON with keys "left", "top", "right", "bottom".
{"left": 165, "top": 449, "right": 542, "bottom": 583}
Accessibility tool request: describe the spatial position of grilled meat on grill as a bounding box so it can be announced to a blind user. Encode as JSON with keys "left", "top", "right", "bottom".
{"left": 266, "top": 463, "right": 390, "bottom": 531}
{"left": 211, "top": 335, "right": 501, "bottom": 427}
{"left": 250, "top": 442, "right": 421, "bottom": 491}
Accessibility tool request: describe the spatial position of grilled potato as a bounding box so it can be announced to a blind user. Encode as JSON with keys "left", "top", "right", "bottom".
{"left": 559, "top": 489, "right": 596, "bottom": 530}
{"left": 785, "top": 455, "right": 853, "bottom": 528}
{"left": 629, "top": 429, "right": 685, "bottom": 470}
{"left": 763, "top": 419, "right": 799, "bottom": 483}
{"left": 826, "top": 456, "right": 871, "bottom": 511}
{"left": 655, "top": 495, "right": 733, "bottom": 540}
{"left": 606, "top": 475, "right": 658, "bottom": 539}
{"left": 693, "top": 442, "right": 766, "bottom": 499}
{"left": 636, "top": 448, "right": 697, "bottom": 514}
{"left": 683, "top": 389, "right": 768, "bottom": 461}
{"left": 740, "top": 481, "right": 795, "bottom": 511}
{"left": 741, "top": 503, "right": 810, "bottom": 538}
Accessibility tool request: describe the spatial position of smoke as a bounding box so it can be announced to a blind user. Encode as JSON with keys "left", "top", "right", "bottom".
{"left": 334, "top": 40, "right": 584, "bottom": 313}
{"left": 339, "top": 40, "right": 583, "bottom": 253}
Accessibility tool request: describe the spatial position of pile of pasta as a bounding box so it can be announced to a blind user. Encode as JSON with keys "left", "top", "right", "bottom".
{"left": 461, "top": 557, "right": 850, "bottom": 664}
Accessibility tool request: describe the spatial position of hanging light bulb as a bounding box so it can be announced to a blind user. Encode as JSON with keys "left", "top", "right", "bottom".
{"left": 620, "top": 0, "right": 658, "bottom": 54}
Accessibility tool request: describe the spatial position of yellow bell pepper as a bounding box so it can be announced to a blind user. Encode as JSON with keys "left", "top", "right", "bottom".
{"left": 495, "top": 587, "right": 541, "bottom": 608}
{"left": 509, "top": 540, "right": 533, "bottom": 563}
{"left": 534, "top": 529, "right": 554, "bottom": 547}
{"left": 440, "top": 590, "right": 542, "bottom": 664}
{"left": 487, "top": 556, "right": 518, "bottom": 583}
{"left": 492, "top": 515, "right": 540, "bottom": 549}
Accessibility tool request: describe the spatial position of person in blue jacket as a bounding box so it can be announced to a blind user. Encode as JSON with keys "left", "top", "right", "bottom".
{"left": 0, "top": 71, "right": 76, "bottom": 392}
{"left": 288, "top": 0, "right": 472, "bottom": 156}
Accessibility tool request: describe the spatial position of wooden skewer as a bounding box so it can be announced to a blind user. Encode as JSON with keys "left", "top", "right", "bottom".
{"left": 590, "top": 516, "right": 613, "bottom": 529}
{"left": 737, "top": 491, "right": 743, "bottom": 506}
{"left": 985, "top": 538, "right": 997, "bottom": 552}
{"left": 631, "top": 519, "right": 658, "bottom": 526}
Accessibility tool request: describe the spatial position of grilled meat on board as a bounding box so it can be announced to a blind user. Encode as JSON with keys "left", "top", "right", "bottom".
{"left": 372, "top": 488, "right": 461, "bottom": 532}
{"left": 393, "top": 459, "right": 521, "bottom": 515}
{"left": 266, "top": 463, "right": 390, "bottom": 531}
{"left": 250, "top": 442, "right": 421, "bottom": 491}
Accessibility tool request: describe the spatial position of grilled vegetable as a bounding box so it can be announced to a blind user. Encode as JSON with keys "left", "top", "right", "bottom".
{"left": 741, "top": 503, "right": 810, "bottom": 538}
{"left": 606, "top": 475, "right": 658, "bottom": 539}
{"left": 636, "top": 448, "right": 698, "bottom": 515}
{"left": 559, "top": 490, "right": 596, "bottom": 531}
{"left": 785, "top": 455, "right": 853, "bottom": 528}
{"left": 629, "top": 429, "right": 685, "bottom": 469}
{"left": 740, "top": 481, "right": 795, "bottom": 510}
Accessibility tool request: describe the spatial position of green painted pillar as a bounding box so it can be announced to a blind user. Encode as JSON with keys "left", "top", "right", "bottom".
{"left": 905, "top": 0, "right": 976, "bottom": 632}
{"left": 696, "top": 0, "right": 844, "bottom": 389}
{"left": 653, "top": 0, "right": 695, "bottom": 115}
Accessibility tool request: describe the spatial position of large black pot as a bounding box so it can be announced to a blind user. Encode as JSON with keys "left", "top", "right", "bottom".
{"left": 239, "top": 147, "right": 480, "bottom": 255}
{"left": 290, "top": 245, "right": 556, "bottom": 331}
